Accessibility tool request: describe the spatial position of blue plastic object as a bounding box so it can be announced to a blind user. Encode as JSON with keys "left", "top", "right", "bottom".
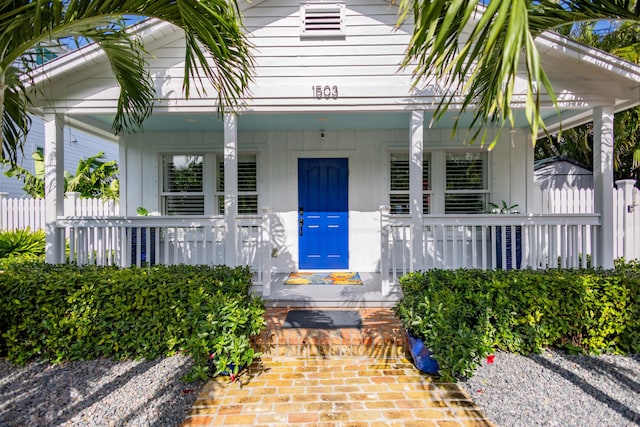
{"left": 407, "top": 332, "right": 440, "bottom": 375}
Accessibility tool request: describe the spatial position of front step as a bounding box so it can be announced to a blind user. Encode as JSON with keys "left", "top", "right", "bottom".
{"left": 253, "top": 308, "right": 407, "bottom": 358}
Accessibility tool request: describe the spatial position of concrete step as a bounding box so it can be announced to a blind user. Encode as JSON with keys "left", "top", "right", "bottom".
{"left": 253, "top": 308, "right": 408, "bottom": 358}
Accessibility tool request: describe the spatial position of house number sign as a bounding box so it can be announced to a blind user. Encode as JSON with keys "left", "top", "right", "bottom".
{"left": 312, "top": 85, "right": 339, "bottom": 99}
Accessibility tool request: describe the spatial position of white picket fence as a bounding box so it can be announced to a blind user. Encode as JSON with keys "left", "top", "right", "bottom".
{"left": 535, "top": 180, "right": 640, "bottom": 261}
{"left": 0, "top": 192, "right": 119, "bottom": 231}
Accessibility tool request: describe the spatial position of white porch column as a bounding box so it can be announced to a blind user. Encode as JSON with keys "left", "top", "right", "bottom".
{"left": 44, "top": 112, "right": 65, "bottom": 264}
{"left": 409, "top": 110, "right": 424, "bottom": 270}
{"left": 224, "top": 113, "right": 238, "bottom": 267}
{"left": 615, "top": 179, "right": 638, "bottom": 261}
{"left": 593, "top": 106, "right": 615, "bottom": 269}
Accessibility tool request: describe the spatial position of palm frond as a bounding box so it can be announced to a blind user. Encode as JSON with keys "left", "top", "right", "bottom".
{"left": 1, "top": 66, "right": 31, "bottom": 165}
{"left": 399, "top": 0, "right": 640, "bottom": 144}
{"left": 0, "top": 0, "right": 254, "bottom": 162}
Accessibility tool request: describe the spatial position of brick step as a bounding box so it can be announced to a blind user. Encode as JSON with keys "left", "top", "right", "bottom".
{"left": 253, "top": 308, "right": 408, "bottom": 358}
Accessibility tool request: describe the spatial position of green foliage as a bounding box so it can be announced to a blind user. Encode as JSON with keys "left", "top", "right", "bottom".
{"left": 0, "top": 263, "right": 265, "bottom": 381}
{"left": 1, "top": 0, "right": 253, "bottom": 165}
{"left": 398, "top": 0, "right": 640, "bottom": 147}
{"left": 536, "top": 22, "right": 640, "bottom": 186}
{"left": 0, "top": 228, "right": 45, "bottom": 260}
{"left": 2, "top": 151, "right": 119, "bottom": 200}
{"left": 395, "top": 264, "right": 640, "bottom": 381}
{"left": 65, "top": 152, "right": 120, "bottom": 200}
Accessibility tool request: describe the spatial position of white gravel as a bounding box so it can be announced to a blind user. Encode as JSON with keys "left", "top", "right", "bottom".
{"left": 0, "top": 355, "right": 203, "bottom": 427}
{"left": 2, "top": 350, "right": 639, "bottom": 426}
{"left": 459, "top": 350, "right": 640, "bottom": 427}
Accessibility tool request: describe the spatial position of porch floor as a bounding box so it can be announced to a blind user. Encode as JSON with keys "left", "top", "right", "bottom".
{"left": 263, "top": 272, "right": 402, "bottom": 308}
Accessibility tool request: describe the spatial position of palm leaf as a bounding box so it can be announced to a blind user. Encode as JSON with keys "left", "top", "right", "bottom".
{"left": 0, "top": 0, "right": 254, "bottom": 163}
{"left": 399, "top": 0, "right": 640, "bottom": 144}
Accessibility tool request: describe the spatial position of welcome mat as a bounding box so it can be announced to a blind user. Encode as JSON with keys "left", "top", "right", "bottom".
{"left": 283, "top": 310, "right": 363, "bottom": 329}
{"left": 284, "top": 272, "right": 363, "bottom": 285}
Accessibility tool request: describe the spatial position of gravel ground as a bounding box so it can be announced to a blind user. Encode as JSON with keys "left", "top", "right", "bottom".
{"left": 0, "top": 355, "right": 203, "bottom": 427}
{"left": 2, "top": 350, "right": 639, "bottom": 426}
{"left": 460, "top": 350, "right": 640, "bottom": 427}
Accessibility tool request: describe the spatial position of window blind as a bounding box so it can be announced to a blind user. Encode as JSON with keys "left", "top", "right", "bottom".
{"left": 217, "top": 154, "right": 259, "bottom": 215}
{"left": 161, "top": 155, "right": 205, "bottom": 215}
{"left": 445, "top": 152, "right": 487, "bottom": 214}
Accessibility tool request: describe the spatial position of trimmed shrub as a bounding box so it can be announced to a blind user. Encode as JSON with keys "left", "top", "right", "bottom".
{"left": 0, "top": 263, "right": 265, "bottom": 381}
{"left": 395, "top": 264, "right": 640, "bottom": 381}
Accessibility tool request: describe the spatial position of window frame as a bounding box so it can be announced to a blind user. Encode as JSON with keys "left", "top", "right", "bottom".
{"left": 444, "top": 150, "right": 489, "bottom": 214}
{"left": 159, "top": 151, "right": 259, "bottom": 216}
{"left": 217, "top": 153, "right": 259, "bottom": 216}
{"left": 387, "top": 149, "right": 488, "bottom": 215}
{"left": 160, "top": 153, "right": 206, "bottom": 216}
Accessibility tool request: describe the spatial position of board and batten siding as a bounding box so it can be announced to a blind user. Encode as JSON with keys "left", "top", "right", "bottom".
{"left": 122, "top": 124, "right": 529, "bottom": 273}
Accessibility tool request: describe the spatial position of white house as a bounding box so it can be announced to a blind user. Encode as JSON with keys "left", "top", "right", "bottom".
{"left": 24, "top": 1, "right": 640, "bottom": 305}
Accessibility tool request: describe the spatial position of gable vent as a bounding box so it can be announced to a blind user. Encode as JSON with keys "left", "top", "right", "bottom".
{"left": 300, "top": 3, "right": 345, "bottom": 38}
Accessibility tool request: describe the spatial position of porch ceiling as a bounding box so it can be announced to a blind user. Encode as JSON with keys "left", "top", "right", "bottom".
{"left": 78, "top": 109, "right": 566, "bottom": 134}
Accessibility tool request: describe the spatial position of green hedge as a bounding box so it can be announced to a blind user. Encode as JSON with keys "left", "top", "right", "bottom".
{"left": 394, "top": 262, "right": 640, "bottom": 380}
{"left": 0, "top": 263, "right": 265, "bottom": 381}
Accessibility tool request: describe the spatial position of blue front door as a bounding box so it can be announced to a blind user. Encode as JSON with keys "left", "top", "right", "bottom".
{"left": 298, "top": 158, "right": 349, "bottom": 269}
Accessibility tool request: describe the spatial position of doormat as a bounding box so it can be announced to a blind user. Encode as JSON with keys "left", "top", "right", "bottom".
{"left": 283, "top": 310, "right": 363, "bottom": 329}
{"left": 284, "top": 272, "right": 362, "bottom": 285}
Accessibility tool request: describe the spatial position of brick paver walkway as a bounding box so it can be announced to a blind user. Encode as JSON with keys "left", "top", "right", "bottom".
{"left": 182, "top": 357, "right": 494, "bottom": 426}
{"left": 181, "top": 308, "right": 495, "bottom": 426}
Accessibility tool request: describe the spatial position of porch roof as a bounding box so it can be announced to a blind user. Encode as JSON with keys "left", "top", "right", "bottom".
{"left": 23, "top": 6, "right": 640, "bottom": 138}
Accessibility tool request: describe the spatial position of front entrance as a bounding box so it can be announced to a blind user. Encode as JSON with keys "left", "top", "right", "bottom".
{"left": 298, "top": 158, "right": 349, "bottom": 269}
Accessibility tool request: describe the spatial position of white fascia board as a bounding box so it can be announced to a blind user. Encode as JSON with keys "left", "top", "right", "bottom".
{"left": 536, "top": 31, "right": 640, "bottom": 84}
{"left": 24, "top": 19, "right": 178, "bottom": 88}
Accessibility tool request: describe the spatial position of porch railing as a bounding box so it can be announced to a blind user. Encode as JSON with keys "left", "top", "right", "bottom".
{"left": 56, "top": 211, "right": 272, "bottom": 290}
{"left": 381, "top": 211, "right": 600, "bottom": 293}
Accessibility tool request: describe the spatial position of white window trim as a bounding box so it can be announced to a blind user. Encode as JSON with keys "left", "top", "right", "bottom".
{"left": 159, "top": 151, "right": 259, "bottom": 216}
{"left": 216, "top": 152, "right": 260, "bottom": 216}
{"left": 443, "top": 150, "right": 490, "bottom": 214}
{"left": 159, "top": 153, "right": 207, "bottom": 216}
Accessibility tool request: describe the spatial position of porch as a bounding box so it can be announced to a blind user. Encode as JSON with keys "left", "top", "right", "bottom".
{"left": 56, "top": 207, "right": 601, "bottom": 303}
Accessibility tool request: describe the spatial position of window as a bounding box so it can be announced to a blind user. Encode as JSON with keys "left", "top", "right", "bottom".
{"left": 161, "top": 153, "right": 258, "bottom": 216}
{"left": 217, "top": 154, "right": 259, "bottom": 215}
{"left": 423, "top": 154, "right": 431, "bottom": 214}
{"left": 445, "top": 152, "right": 488, "bottom": 214}
{"left": 300, "top": 3, "right": 346, "bottom": 38}
{"left": 388, "top": 153, "right": 431, "bottom": 215}
{"left": 388, "top": 150, "right": 487, "bottom": 215}
{"left": 389, "top": 153, "right": 409, "bottom": 214}
{"left": 161, "top": 154, "right": 205, "bottom": 215}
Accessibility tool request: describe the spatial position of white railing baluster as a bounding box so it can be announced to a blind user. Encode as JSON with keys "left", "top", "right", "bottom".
{"left": 384, "top": 213, "right": 601, "bottom": 279}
